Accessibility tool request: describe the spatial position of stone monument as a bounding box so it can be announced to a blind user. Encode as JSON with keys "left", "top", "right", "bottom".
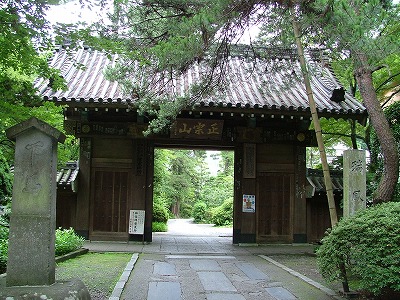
{"left": 1, "top": 117, "right": 90, "bottom": 299}
{"left": 343, "top": 149, "right": 366, "bottom": 217}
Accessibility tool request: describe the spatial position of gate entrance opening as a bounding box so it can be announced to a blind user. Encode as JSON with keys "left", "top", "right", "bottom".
{"left": 152, "top": 148, "right": 234, "bottom": 240}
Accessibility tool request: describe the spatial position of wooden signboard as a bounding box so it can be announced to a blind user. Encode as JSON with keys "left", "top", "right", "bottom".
{"left": 170, "top": 119, "right": 224, "bottom": 140}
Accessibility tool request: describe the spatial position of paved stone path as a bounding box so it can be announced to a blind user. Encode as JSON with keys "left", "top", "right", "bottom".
{"left": 120, "top": 251, "right": 340, "bottom": 300}
{"left": 86, "top": 219, "right": 344, "bottom": 300}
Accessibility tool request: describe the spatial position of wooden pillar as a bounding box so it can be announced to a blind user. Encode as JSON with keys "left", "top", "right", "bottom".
{"left": 293, "top": 146, "right": 307, "bottom": 243}
{"left": 144, "top": 141, "right": 154, "bottom": 242}
{"left": 235, "top": 143, "right": 257, "bottom": 244}
{"left": 76, "top": 137, "right": 91, "bottom": 239}
{"left": 233, "top": 144, "right": 242, "bottom": 244}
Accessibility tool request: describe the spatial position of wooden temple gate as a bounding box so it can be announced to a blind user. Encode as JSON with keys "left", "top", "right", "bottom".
{"left": 36, "top": 45, "right": 367, "bottom": 243}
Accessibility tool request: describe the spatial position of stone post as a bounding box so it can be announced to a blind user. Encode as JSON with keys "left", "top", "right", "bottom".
{"left": 5, "top": 117, "right": 65, "bottom": 286}
{"left": 343, "top": 150, "right": 366, "bottom": 217}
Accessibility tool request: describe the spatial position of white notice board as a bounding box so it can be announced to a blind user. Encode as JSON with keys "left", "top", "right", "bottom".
{"left": 242, "top": 194, "right": 255, "bottom": 212}
{"left": 129, "top": 210, "right": 145, "bottom": 234}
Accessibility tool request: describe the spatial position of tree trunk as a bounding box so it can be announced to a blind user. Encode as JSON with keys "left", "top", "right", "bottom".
{"left": 350, "top": 120, "right": 358, "bottom": 149}
{"left": 355, "top": 53, "right": 399, "bottom": 203}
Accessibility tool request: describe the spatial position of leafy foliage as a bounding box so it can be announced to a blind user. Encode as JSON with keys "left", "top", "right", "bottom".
{"left": 152, "top": 222, "right": 168, "bottom": 232}
{"left": 0, "top": 227, "right": 84, "bottom": 273}
{"left": 0, "top": 226, "right": 9, "bottom": 273}
{"left": 316, "top": 202, "right": 400, "bottom": 295}
{"left": 152, "top": 201, "right": 169, "bottom": 224}
{"left": 55, "top": 227, "right": 85, "bottom": 256}
{"left": 0, "top": 0, "right": 66, "bottom": 104}
{"left": 192, "top": 202, "right": 208, "bottom": 223}
{"left": 0, "top": 1, "right": 78, "bottom": 185}
{"left": 211, "top": 199, "right": 233, "bottom": 226}
{"left": 153, "top": 149, "right": 234, "bottom": 223}
{"left": 0, "top": 151, "right": 13, "bottom": 203}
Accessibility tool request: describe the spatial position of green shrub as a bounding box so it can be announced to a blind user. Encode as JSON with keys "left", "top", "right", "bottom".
{"left": 180, "top": 202, "right": 193, "bottom": 219}
{"left": 0, "top": 226, "right": 9, "bottom": 273}
{"left": 211, "top": 199, "right": 233, "bottom": 226}
{"left": 153, "top": 202, "right": 169, "bottom": 223}
{"left": 192, "top": 202, "right": 208, "bottom": 223}
{"left": 0, "top": 227, "right": 84, "bottom": 273}
{"left": 316, "top": 202, "right": 400, "bottom": 296}
{"left": 55, "top": 228, "right": 85, "bottom": 256}
{"left": 152, "top": 222, "right": 168, "bottom": 232}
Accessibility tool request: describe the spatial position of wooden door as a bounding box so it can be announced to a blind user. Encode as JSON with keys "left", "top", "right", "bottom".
{"left": 92, "top": 170, "right": 128, "bottom": 233}
{"left": 257, "top": 173, "right": 293, "bottom": 242}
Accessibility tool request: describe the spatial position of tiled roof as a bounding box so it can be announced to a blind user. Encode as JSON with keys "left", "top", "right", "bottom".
{"left": 35, "top": 45, "right": 367, "bottom": 120}
{"left": 9, "top": 161, "right": 79, "bottom": 193}
{"left": 56, "top": 161, "right": 79, "bottom": 193}
{"left": 306, "top": 168, "right": 343, "bottom": 198}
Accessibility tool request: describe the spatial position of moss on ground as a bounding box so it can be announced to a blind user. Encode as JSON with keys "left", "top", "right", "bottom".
{"left": 56, "top": 252, "right": 132, "bottom": 300}
{"left": 268, "top": 254, "right": 342, "bottom": 292}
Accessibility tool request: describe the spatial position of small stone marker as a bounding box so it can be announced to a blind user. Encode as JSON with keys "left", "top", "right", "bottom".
{"left": 343, "top": 150, "right": 366, "bottom": 217}
{"left": 5, "top": 117, "right": 65, "bottom": 286}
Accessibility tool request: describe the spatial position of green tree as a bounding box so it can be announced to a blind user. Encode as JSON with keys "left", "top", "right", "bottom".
{"left": 369, "top": 101, "right": 400, "bottom": 202}
{"left": 153, "top": 149, "right": 204, "bottom": 218}
{"left": 200, "top": 151, "right": 234, "bottom": 209}
{"left": 0, "top": 0, "right": 66, "bottom": 103}
{"left": 153, "top": 149, "right": 234, "bottom": 220}
{"left": 0, "top": 1, "right": 78, "bottom": 178}
{"left": 258, "top": 0, "right": 399, "bottom": 203}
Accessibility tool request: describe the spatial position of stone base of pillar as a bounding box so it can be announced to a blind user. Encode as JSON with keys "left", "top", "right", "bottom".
{"left": 0, "top": 278, "right": 91, "bottom": 300}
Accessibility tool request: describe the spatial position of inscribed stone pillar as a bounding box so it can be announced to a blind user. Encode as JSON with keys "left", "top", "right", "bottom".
{"left": 5, "top": 117, "right": 65, "bottom": 287}
{"left": 343, "top": 150, "right": 366, "bottom": 218}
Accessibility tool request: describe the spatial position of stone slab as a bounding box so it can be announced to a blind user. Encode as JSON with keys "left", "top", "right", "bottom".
{"left": 236, "top": 262, "right": 269, "bottom": 280}
{"left": 6, "top": 215, "right": 55, "bottom": 286}
{"left": 207, "top": 293, "right": 246, "bottom": 300}
{"left": 265, "top": 287, "right": 297, "bottom": 300}
{"left": 197, "top": 272, "right": 237, "bottom": 292}
{"left": 10, "top": 130, "right": 57, "bottom": 215}
{"left": 166, "top": 255, "right": 235, "bottom": 259}
{"left": 0, "top": 278, "right": 90, "bottom": 300}
{"left": 6, "top": 117, "right": 66, "bottom": 143}
{"left": 343, "top": 150, "right": 366, "bottom": 217}
{"left": 147, "top": 281, "right": 182, "bottom": 300}
{"left": 190, "top": 259, "right": 221, "bottom": 271}
{"left": 154, "top": 262, "right": 177, "bottom": 276}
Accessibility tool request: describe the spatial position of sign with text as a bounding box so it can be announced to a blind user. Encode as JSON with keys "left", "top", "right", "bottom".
{"left": 73, "top": 122, "right": 148, "bottom": 138}
{"left": 129, "top": 210, "right": 145, "bottom": 234}
{"left": 343, "top": 150, "right": 366, "bottom": 217}
{"left": 170, "top": 119, "right": 224, "bottom": 140}
{"left": 243, "top": 194, "right": 256, "bottom": 212}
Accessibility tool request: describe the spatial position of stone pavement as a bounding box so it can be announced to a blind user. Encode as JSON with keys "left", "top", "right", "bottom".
{"left": 84, "top": 220, "right": 345, "bottom": 300}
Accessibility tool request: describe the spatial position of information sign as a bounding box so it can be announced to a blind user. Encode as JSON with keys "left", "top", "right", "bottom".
{"left": 129, "top": 210, "right": 145, "bottom": 234}
{"left": 242, "top": 194, "right": 256, "bottom": 212}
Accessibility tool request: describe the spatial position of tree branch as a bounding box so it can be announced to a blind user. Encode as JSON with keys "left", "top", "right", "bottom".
{"left": 381, "top": 88, "right": 400, "bottom": 108}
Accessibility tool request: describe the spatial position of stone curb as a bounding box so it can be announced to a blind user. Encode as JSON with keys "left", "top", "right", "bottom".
{"left": 259, "top": 255, "right": 343, "bottom": 300}
{"left": 109, "top": 253, "right": 139, "bottom": 300}
{"left": 55, "top": 248, "right": 89, "bottom": 263}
